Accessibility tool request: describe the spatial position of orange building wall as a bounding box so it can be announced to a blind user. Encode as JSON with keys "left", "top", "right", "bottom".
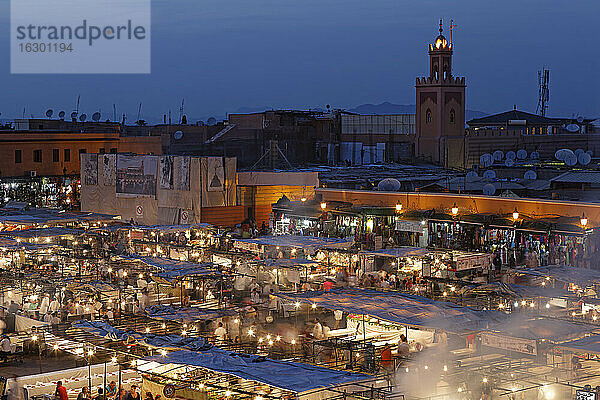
{"left": 316, "top": 188, "right": 600, "bottom": 227}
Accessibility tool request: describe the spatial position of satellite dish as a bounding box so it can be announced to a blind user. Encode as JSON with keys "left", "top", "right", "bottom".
{"left": 565, "top": 152, "right": 577, "bottom": 166}
{"left": 482, "top": 183, "right": 496, "bottom": 196}
{"left": 555, "top": 149, "right": 572, "bottom": 161}
{"left": 79, "top": 114, "right": 87, "bottom": 122}
{"left": 566, "top": 124, "right": 579, "bottom": 133}
{"left": 207, "top": 117, "right": 217, "bottom": 126}
{"left": 516, "top": 149, "right": 527, "bottom": 160}
{"left": 586, "top": 150, "right": 593, "bottom": 157}
{"left": 505, "top": 158, "right": 515, "bottom": 167}
{"left": 524, "top": 170, "right": 537, "bottom": 180}
{"left": 45, "top": 109, "right": 53, "bottom": 118}
{"left": 173, "top": 130, "right": 184, "bottom": 140}
{"left": 479, "top": 154, "right": 493, "bottom": 168}
{"left": 506, "top": 151, "right": 516, "bottom": 160}
{"left": 578, "top": 152, "right": 592, "bottom": 166}
{"left": 531, "top": 151, "right": 540, "bottom": 160}
{"left": 483, "top": 170, "right": 496, "bottom": 179}
{"left": 92, "top": 112, "right": 101, "bottom": 122}
{"left": 58, "top": 111, "right": 66, "bottom": 120}
{"left": 377, "top": 178, "right": 401, "bottom": 191}
{"left": 577, "top": 115, "right": 584, "bottom": 123}
{"left": 70, "top": 112, "right": 78, "bottom": 119}
{"left": 466, "top": 171, "right": 479, "bottom": 182}
{"left": 574, "top": 149, "right": 584, "bottom": 157}
{"left": 493, "top": 150, "right": 504, "bottom": 161}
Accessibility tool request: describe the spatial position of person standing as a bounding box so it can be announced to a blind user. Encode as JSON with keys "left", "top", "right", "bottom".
{"left": 56, "top": 381, "right": 69, "bottom": 400}
{"left": 214, "top": 322, "right": 227, "bottom": 343}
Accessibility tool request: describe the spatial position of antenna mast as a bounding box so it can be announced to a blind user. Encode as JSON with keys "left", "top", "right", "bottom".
{"left": 450, "top": 19, "right": 457, "bottom": 45}
{"left": 536, "top": 68, "right": 550, "bottom": 117}
{"left": 179, "top": 99, "right": 185, "bottom": 124}
{"left": 75, "top": 95, "right": 80, "bottom": 114}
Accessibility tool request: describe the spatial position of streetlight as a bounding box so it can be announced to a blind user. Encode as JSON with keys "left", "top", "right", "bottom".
{"left": 395, "top": 203, "right": 402, "bottom": 212}
{"left": 581, "top": 213, "right": 588, "bottom": 227}
{"left": 451, "top": 203, "right": 458, "bottom": 216}
{"left": 512, "top": 208, "right": 519, "bottom": 220}
{"left": 320, "top": 202, "right": 327, "bottom": 210}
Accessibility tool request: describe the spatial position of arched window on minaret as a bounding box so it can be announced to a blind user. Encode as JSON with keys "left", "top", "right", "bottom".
{"left": 449, "top": 109, "right": 455, "bottom": 124}
{"left": 426, "top": 109, "right": 432, "bottom": 124}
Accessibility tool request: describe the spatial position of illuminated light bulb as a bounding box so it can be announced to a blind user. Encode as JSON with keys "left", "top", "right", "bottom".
{"left": 593, "top": 315, "right": 598, "bottom": 321}
{"left": 276, "top": 335, "right": 281, "bottom": 341}
{"left": 225, "top": 391, "right": 232, "bottom": 398}
{"left": 87, "top": 350, "right": 94, "bottom": 356}
{"left": 266, "top": 334, "right": 271, "bottom": 340}
{"left": 405, "top": 367, "right": 409, "bottom": 373}
{"left": 498, "top": 303, "right": 504, "bottom": 309}
{"left": 320, "top": 202, "right": 326, "bottom": 210}
{"left": 541, "top": 281, "right": 546, "bottom": 286}
{"left": 53, "top": 344, "right": 59, "bottom": 350}
{"left": 301, "top": 197, "right": 307, "bottom": 202}
{"left": 482, "top": 377, "right": 488, "bottom": 383}
{"left": 31, "top": 335, "right": 38, "bottom": 342}
{"left": 572, "top": 312, "right": 576, "bottom": 317}
{"left": 123, "top": 271, "right": 127, "bottom": 277}
{"left": 162, "top": 323, "right": 166, "bottom": 329}
{"left": 311, "top": 303, "right": 316, "bottom": 309}
{"left": 512, "top": 208, "right": 519, "bottom": 220}
{"left": 268, "top": 340, "right": 274, "bottom": 346}
{"left": 450, "top": 286, "right": 455, "bottom": 292}
{"left": 234, "top": 318, "right": 239, "bottom": 324}
{"left": 181, "top": 330, "right": 188, "bottom": 336}
{"left": 581, "top": 214, "right": 588, "bottom": 227}
{"left": 108, "top": 267, "right": 113, "bottom": 273}
{"left": 424, "top": 365, "right": 429, "bottom": 370}
{"left": 160, "top": 349, "right": 167, "bottom": 356}
{"left": 248, "top": 329, "right": 254, "bottom": 336}
{"left": 443, "top": 365, "right": 447, "bottom": 371}
{"left": 198, "top": 384, "right": 205, "bottom": 390}
{"left": 545, "top": 303, "right": 550, "bottom": 309}
{"left": 521, "top": 300, "right": 527, "bottom": 306}
{"left": 255, "top": 396, "right": 263, "bottom": 400}
{"left": 530, "top": 302, "right": 535, "bottom": 308}
{"left": 139, "top": 273, "right": 144, "bottom": 279}
{"left": 258, "top": 338, "right": 264, "bottom": 343}
{"left": 145, "top": 327, "right": 150, "bottom": 333}
{"left": 291, "top": 339, "right": 296, "bottom": 345}
{"left": 395, "top": 203, "right": 402, "bottom": 212}
{"left": 457, "top": 388, "right": 463, "bottom": 393}
{"left": 111, "top": 356, "right": 117, "bottom": 363}
{"left": 131, "top": 360, "right": 136, "bottom": 367}
{"left": 295, "top": 302, "right": 301, "bottom": 308}
{"left": 451, "top": 203, "right": 458, "bottom": 216}
{"left": 442, "top": 291, "right": 448, "bottom": 297}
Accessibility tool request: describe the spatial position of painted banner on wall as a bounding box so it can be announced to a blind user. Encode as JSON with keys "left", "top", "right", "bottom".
{"left": 102, "top": 154, "right": 116, "bottom": 186}
{"left": 116, "top": 155, "right": 158, "bottom": 197}
{"left": 82, "top": 153, "right": 98, "bottom": 186}
{"left": 175, "top": 157, "right": 190, "bottom": 191}
{"left": 159, "top": 156, "right": 174, "bottom": 190}
{"left": 206, "top": 157, "right": 224, "bottom": 192}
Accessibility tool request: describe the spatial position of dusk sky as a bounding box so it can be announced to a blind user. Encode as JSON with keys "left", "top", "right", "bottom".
{"left": 1, "top": 0, "right": 598, "bottom": 122}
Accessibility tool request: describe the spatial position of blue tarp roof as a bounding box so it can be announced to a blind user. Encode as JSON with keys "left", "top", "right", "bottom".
{"left": 144, "top": 349, "right": 371, "bottom": 393}
{"left": 465, "top": 282, "right": 572, "bottom": 299}
{"left": 559, "top": 334, "right": 600, "bottom": 354}
{"left": 234, "top": 235, "right": 354, "bottom": 253}
{"left": 514, "top": 265, "right": 600, "bottom": 287}
{"left": 145, "top": 305, "right": 238, "bottom": 323}
{"left": 274, "top": 288, "right": 505, "bottom": 333}
{"left": 264, "top": 258, "right": 319, "bottom": 268}
{"left": 121, "top": 255, "right": 222, "bottom": 281}
{"left": 0, "top": 227, "right": 83, "bottom": 239}
{"left": 483, "top": 317, "right": 599, "bottom": 342}
{"left": 73, "top": 320, "right": 212, "bottom": 351}
{"left": 0, "top": 238, "right": 56, "bottom": 251}
{"left": 135, "top": 224, "right": 212, "bottom": 232}
{"left": 361, "top": 247, "right": 430, "bottom": 258}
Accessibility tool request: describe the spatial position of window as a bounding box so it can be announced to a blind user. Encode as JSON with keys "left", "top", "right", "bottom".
{"left": 426, "top": 109, "right": 432, "bottom": 124}
{"left": 64, "top": 149, "right": 71, "bottom": 162}
{"left": 33, "top": 149, "right": 42, "bottom": 163}
{"left": 449, "top": 109, "right": 455, "bottom": 124}
{"left": 14, "top": 150, "right": 22, "bottom": 164}
{"left": 110, "top": 148, "right": 117, "bottom": 154}
{"left": 53, "top": 149, "right": 59, "bottom": 162}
